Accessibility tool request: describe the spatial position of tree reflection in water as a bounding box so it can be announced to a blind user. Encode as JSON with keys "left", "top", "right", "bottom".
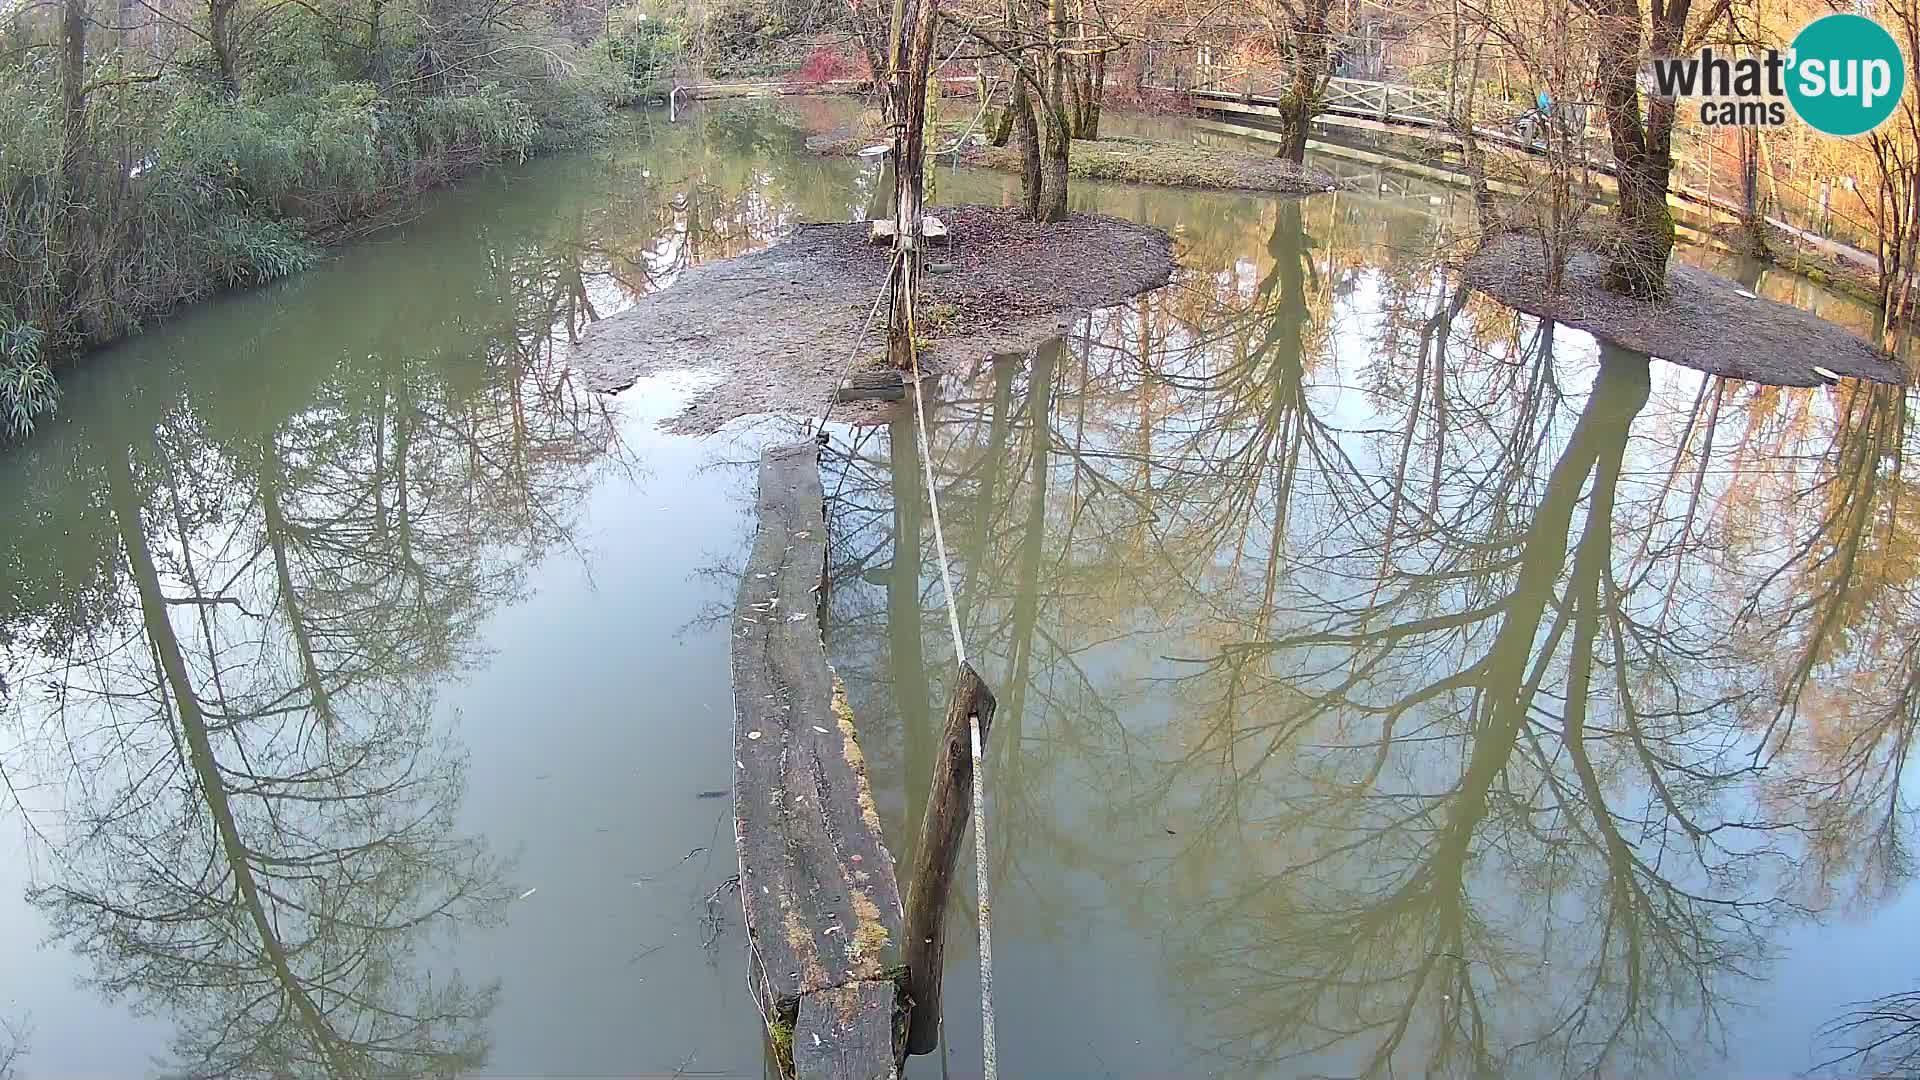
{"left": 822, "top": 189, "right": 1920, "bottom": 1078}
{"left": 0, "top": 193, "right": 633, "bottom": 1077}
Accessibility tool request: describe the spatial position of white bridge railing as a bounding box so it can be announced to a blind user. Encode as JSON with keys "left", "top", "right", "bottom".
{"left": 1167, "top": 70, "right": 1880, "bottom": 271}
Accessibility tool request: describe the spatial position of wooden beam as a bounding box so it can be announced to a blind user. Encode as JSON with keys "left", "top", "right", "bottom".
{"left": 901, "top": 661, "right": 997, "bottom": 1056}
{"left": 795, "top": 981, "right": 904, "bottom": 1080}
{"left": 732, "top": 441, "right": 907, "bottom": 1080}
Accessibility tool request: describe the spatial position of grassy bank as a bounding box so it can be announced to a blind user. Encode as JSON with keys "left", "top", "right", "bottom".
{"left": 960, "top": 135, "right": 1336, "bottom": 194}
{"left": 0, "top": 0, "right": 723, "bottom": 439}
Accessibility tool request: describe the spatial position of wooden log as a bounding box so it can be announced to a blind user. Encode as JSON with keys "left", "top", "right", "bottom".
{"left": 732, "top": 441, "right": 907, "bottom": 1080}
{"left": 834, "top": 369, "right": 907, "bottom": 403}
{"left": 901, "top": 661, "right": 997, "bottom": 1056}
{"left": 794, "top": 980, "right": 904, "bottom": 1080}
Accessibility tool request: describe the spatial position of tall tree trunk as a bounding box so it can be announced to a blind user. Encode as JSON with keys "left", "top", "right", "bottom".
{"left": 1274, "top": 4, "right": 1329, "bottom": 163}
{"left": 208, "top": 0, "right": 239, "bottom": 94}
{"left": 1013, "top": 76, "right": 1042, "bottom": 218}
{"left": 1039, "top": 107, "right": 1069, "bottom": 220}
{"left": 1739, "top": 127, "right": 1768, "bottom": 258}
{"left": 1066, "top": 52, "right": 1086, "bottom": 136}
{"left": 1037, "top": 0, "right": 1070, "bottom": 221}
{"left": 1595, "top": 0, "right": 1680, "bottom": 298}
{"left": 367, "top": 0, "right": 386, "bottom": 80}
{"left": 1083, "top": 48, "right": 1104, "bottom": 139}
{"left": 884, "top": 0, "right": 939, "bottom": 367}
{"left": 50, "top": 0, "right": 90, "bottom": 344}
{"left": 990, "top": 94, "right": 1014, "bottom": 146}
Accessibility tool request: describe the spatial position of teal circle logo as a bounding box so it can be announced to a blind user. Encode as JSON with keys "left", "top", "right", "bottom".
{"left": 1787, "top": 14, "right": 1906, "bottom": 136}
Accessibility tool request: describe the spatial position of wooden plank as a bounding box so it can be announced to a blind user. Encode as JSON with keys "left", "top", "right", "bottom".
{"left": 901, "top": 662, "right": 997, "bottom": 1055}
{"left": 794, "top": 981, "right": 903, "bottom": 1080}
{"left": 733, "top": 441, "right": 905, "bottom": 1080}
{"left": 867, "top": 215, "right": 948, "bottom": 244}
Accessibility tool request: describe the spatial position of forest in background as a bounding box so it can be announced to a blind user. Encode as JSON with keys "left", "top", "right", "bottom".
{"left": 8, "top": 0, "right": 1920, "bottom": 442}
{"left": 0, "top": 0, "right": 853, "bottom": 435}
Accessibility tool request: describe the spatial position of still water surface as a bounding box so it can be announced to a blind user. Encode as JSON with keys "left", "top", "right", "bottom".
{"left": 1, "top": 100, "right": 1915, "bottom": 1079}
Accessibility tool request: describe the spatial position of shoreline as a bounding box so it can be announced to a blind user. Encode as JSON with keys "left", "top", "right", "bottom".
{"left": 568, "top": 205, "right": 1177, "bottom": 432}
{"left": 1463, "top": 231, "right": 1903, "bottom": 387}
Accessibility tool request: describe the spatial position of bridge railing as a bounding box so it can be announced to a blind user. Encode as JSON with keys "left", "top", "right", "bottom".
{"left": 1189, "top": 76, "right": 1615, "bottom": 167}
{"left": 1168, "top": 47, "right": 1879, "bottom": 265}
{"left": 1322, "top": 77, "right": 1450, "bottom": 128}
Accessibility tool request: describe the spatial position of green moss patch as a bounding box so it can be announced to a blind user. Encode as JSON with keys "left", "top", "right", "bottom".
{"left": 959, "top": 136, "right": 1336, "bottom": 194}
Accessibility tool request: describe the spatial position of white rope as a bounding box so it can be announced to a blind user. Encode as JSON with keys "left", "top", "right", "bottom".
{"left": 819, "top": 248, "right": 905, "bottom": 432}
{"left": 906, "top": 332, "right": 967, "bottom": 668}
{"left": 968, "top": 708, "right": 996, "bottom": 1080}
{"left": 906, "top": 321, "right": 995, "bottom": 1080}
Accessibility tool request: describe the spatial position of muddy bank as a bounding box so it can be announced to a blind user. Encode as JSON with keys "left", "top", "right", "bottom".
{"left": 1463, "top": 232, "right": 1903, "bottom": 386}
{"left": 569, "top": 205, "right": 1174, "bottom": 432}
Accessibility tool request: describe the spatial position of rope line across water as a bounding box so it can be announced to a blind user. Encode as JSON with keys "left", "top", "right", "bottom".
{"left": 905, "top": 293, "right": 997, "bottom": 1080}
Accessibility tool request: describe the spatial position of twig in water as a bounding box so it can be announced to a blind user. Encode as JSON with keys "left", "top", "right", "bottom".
{"left": 634, "top": 844, "right": 709, "bottom": 884}
{"left": 700, "top": 875, "right": 741, "bottom": 951}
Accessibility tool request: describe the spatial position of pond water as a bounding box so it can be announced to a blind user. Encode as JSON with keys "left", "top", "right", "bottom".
{"left": 0, "top": 99, "right": 1915, "bottom": 1080}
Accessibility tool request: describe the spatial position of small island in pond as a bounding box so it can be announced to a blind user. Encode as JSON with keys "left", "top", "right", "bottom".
{"left": 569, "top": 206, "right": 1176, "bottom": 432}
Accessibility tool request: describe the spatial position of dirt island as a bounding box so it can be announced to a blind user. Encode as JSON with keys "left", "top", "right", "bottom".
{"left": 569, "top": 205, "right": 1176, "bottom": 432}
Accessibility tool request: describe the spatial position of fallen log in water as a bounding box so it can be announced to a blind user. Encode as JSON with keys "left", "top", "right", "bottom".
{"left": 902, "top": 662, "right": 996, "bottom": 1055}
{"left": 732, "top": 441, "right": 906, "bottom": 1080}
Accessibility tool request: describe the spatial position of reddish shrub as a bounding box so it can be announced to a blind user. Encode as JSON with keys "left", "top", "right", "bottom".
{"left": 793, "top": 46, "right": 855, "bottom": 85}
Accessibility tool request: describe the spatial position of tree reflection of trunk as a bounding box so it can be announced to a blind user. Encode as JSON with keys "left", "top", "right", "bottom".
{"left": 1260, "top": 200, "right": 1309, "bottom": 553}
{"left": 107, "top": 443, "right": 359, "bottom": 1076}
{"left": 889, "top": 406, "right": 934, "bottom": 847}
{"left": 999, "top": 339, "right": 1058, "bottom": 789}
{"left": 1164, "top": 347, "right": 1764, "bottom": 1080}
{"left": 1759, "top": 382, "right": 1908, "bottom": 747}
{"left": 259, "top": 437, "right": 336, "bottom": 730}
{"left": 1136, "top": 292, "right": 1154, "bottom": 494}
{"left": 1409, "top": 349, "right": 1650, "bottom": 902}
{"left": 372, "top": 374, "right": 390, "bottom": 542}
{"left": 960, "top": 356, "right": 1017, "bottom": 633}
{"left": 396, "top": 371, "right": 417, "bottom": 580}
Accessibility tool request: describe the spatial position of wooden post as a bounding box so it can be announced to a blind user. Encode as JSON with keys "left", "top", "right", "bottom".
{"left": 902, "top": 661, "right": 997, "bottom": 1056}
{"left": 886, "top": 0, "right": 940, "bottom": 369}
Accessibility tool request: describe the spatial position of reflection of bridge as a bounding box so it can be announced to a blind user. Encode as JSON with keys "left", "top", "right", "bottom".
{"left": 1168, "top": 76, "right": 1876, "bottom": 271}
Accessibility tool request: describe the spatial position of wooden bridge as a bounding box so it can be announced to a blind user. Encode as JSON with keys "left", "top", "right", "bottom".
{"left": 1171, "top": 74, "right": 1878, "bottom": 272}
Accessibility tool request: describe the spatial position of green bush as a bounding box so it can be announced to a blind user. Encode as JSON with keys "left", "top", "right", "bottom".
{"left": 598, "top": 4, "right": 686, "bottom": 100}
{"left": 207, "top": 213, "right": 318, "bottom": 285}
{"left": 0, "top": 0, "right": 643, "bottom": 441}
{"left": 0, "top": 317, "right": 55, "bottom": 440}
{"left": 705, "top": 0, "right": 786, "bottom": 58}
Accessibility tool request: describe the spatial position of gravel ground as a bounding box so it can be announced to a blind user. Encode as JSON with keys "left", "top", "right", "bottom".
{"left": 1463, "top": 232, "right": 1904, "bottom": 386}
{"left": 568, "top": 206, "right": 1175, "bottom": 432}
